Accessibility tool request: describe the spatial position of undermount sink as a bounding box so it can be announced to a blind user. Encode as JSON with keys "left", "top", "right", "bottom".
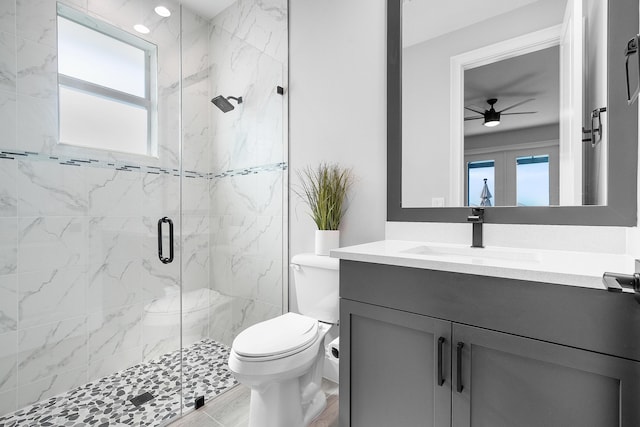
{"left": 400, "top": 244, "right": 538, "bottom": 263}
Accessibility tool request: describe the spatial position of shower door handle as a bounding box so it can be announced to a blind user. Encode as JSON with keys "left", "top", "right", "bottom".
{"left": 157, "top": 217, "right": 174, "bottom": 264}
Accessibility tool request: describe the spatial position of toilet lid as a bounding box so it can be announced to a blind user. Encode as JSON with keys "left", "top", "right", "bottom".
{"left": 233, "top": 313, "right": 319, "bottom": 358}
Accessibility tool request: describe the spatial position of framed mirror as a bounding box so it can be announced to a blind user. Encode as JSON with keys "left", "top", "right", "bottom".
{"left": 388, "top": 0, "right": 638, "bottom": 225}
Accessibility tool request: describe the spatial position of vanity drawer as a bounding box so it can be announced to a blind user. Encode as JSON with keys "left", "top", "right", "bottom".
{"left": 340, "top": 259, "right": 640, "bottom": 361}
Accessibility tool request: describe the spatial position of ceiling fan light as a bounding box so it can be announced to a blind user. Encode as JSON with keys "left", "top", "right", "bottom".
{"left": 483, "top": 108, "right": 501, "bottom": 127}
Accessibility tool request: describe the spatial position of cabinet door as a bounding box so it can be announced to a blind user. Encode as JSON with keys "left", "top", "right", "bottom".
{"left": 339, "top": 299, "right": 451, "bottom": 427}
{"left": 452, "top": 323, "right": 640, "bottom": 427}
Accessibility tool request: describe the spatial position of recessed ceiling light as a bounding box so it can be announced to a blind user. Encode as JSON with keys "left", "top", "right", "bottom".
{"left": 134, "top": 24, "right": 150, "bottom": 34}
{"left": 154, "top": 6, "right": 171, "bottom": 17}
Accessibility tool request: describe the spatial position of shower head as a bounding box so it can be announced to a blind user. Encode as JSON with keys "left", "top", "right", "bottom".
{"left": 211, "top": 95, "right": 243, "bottom": 113}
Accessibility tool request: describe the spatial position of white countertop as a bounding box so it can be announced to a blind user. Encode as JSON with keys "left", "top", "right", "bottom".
{"left": 330, "top": 240, "right": 638, "bottom": 290}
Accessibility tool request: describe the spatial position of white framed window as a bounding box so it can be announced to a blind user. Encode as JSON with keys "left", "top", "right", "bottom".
{"left": 466, "top": 160, "right": 495, "bottom": 207}
{"left": 56, "top": 3, "right": 158, "bottom": 156}
{"left": 465, "top": 144, "right": 559, "bottom": 207}
{"left": 514, "top": 155, "right": 550, "bottom": 206}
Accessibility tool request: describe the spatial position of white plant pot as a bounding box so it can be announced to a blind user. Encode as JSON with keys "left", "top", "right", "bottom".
{"left": 315, "top": 230, "right": 340, "bottom": 256}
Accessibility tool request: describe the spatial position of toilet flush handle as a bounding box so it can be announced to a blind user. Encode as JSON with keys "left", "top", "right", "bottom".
{"left": 290, "top": 263, "right": 301, "bottom": 271}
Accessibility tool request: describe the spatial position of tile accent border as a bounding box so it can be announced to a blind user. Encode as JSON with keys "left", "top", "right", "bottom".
{"left": 0, "top": 148, "right": 287, "bottom": 179}
{"left": 213, "top": 162, "right": 288, "bottom": 178}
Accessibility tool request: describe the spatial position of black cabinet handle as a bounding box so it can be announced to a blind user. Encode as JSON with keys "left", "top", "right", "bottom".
{"left": 157, "top": 217, "right": 174, "bottom": 264}
{"left": 456, "top": 342, "right": 464, "bottom": 393}
{"left": 437, "top": 337, "right": 445, "bottom": 386}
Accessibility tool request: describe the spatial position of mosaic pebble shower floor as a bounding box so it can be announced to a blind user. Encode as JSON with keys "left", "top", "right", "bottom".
{"left": 0, "top": 339, "right": 237, "bottom": 427}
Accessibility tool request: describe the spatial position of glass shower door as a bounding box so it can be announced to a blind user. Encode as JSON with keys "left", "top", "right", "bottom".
{"left": 178, "top": 4, "right": 231, "bottom": 411}
{"left": 0, "top": 0, "right": 186, "bottom": 424}
{"left": 177, "top": 0, "right": 289, "bottom": 414}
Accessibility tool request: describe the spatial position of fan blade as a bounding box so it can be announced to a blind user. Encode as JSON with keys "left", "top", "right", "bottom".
{"left": 498, "top": 98, "right": 535, "bottom": 113}
{"left": 464, "top": 106, "right": 485, "bottom": 114}
{"left": 501, "top": 111, "right": 537, "bottom": 116}
{"left": 464, "top": 116, "right": 484, "bottom": 121}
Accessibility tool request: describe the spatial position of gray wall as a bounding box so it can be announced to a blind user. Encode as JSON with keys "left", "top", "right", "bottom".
{"left": 288, "top": 0, "right": 387, "bottom": 310}
{"left": 465, "top": 123, "right": 559, "bottom": 151}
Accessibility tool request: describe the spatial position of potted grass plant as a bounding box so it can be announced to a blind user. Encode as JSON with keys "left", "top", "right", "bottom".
{"left": 297, "top": 163, "right": 354, "bottom": 256}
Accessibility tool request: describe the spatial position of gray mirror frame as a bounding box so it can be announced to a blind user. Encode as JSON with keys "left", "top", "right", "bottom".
{"left": 388, "top": 0, "right": 638, "bottom": 226}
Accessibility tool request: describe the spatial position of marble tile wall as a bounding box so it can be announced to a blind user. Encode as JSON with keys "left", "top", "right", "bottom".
{"left": 0, "top": 0, "right": 213, "bottom": 417}
{"left": 0, "top": 0, "right": 288, "bottom": 417}
{"left": 207, "top": 0, "right": 287, "bottom": 346}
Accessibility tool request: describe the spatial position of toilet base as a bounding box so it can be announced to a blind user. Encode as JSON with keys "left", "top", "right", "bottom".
{"left": 303, "top": 387, "right": 327, "bottom": 425}
{"left": 247, "top": 379, "right": 327, "bottom": 427}
{"left": 248, "top": 378, "right": 303, "bottom": 427}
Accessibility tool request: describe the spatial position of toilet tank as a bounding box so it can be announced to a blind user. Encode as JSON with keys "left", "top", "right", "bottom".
{"left": 291, "top": 253, "right": 340, "bottom": 324}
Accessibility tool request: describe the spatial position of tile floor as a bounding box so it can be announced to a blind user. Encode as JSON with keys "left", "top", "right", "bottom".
{"left": 0, "top": 339, "right": 237, "bottom": 427}
{"left": 168, "top": 380, "right": 339, "bottom": 427}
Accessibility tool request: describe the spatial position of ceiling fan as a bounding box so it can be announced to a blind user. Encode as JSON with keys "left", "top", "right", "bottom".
{"left": 464, "top": 98, "right": 536, "bottom": 128}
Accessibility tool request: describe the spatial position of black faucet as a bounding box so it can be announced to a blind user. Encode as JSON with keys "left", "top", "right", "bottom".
{"left": 467, "top": 207, "right": 484, "bottom": 248}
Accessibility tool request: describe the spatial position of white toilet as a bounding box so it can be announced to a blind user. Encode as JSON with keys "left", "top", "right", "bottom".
{"left": 228, "top": 253, "right": 339, "bottom": 427}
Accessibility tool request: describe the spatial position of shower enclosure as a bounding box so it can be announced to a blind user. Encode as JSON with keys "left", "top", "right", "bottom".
{"left": 0, "top": 0, "right": 287, "bottom": 424}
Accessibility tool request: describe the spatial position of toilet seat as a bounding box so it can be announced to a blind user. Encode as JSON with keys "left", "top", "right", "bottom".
{"left": 232, "top": 313, "right": 319, "bottom": 361}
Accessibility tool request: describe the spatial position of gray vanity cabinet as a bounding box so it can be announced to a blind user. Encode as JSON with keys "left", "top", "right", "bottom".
{"left": 342, "top": 299, "right": 451, "bottom": 427}
{"left": 339, "top": 260, "right": 640, "bottom": 427}
{"left": 452, "top": 323, "right": 640, "bottom": 427}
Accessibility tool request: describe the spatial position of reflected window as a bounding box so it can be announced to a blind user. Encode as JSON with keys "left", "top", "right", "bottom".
{"left": 516, "top": 155, "right": 549, "bottom": 206}
{"left": 56, "top": 4, "right": 157, "bottom": 156}
{"left": 467, "top": 160, "right": 495, "bottom": 206}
